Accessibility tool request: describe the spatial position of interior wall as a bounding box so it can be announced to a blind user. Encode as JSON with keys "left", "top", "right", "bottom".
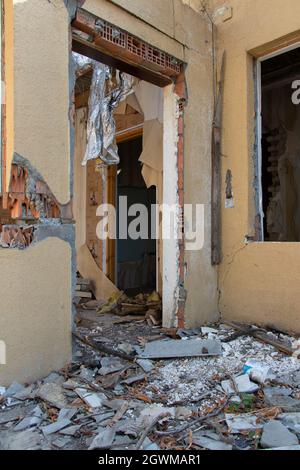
{"left": 211, "top": 0, "right": 300, "bottom": 333}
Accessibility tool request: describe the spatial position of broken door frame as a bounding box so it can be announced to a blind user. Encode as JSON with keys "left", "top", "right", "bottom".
{"left": 255, "top": 41, "right": 300, "bottom": 241}
{"left": 71, "top": 8, "right": 187, "bottom": 327}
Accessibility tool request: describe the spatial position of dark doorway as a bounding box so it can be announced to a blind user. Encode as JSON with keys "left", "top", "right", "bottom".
{"left": 117, "top": 135, "right": 156, "bottom": 293}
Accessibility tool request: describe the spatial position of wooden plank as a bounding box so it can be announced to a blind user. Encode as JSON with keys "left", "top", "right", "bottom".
{"left": 211, "top": 52, "right": 226, "bottom": 265}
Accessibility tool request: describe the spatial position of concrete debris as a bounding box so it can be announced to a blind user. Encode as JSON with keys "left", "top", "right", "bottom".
{"left": 14, "top": 416, "right": 42, "bottom": 432}
{"left": 139, "top": 338, "right": 222, "bottom": 359}
{"left": 278, "top": 413, "right": 300, "bottom": 435}
{"left": 0, "top": 321, "right": 299, "bottom": 450}
{"left": 192, "top": 435, "right": 233, "bottom": 451}
{"left": 42, "top": 418, "right": 72, "bottom": 436}
{"left": 136, "top": 359, "right": 154, "bottom": 373}
{"left": 75, "top": 388, "right": 106, "bottom": 408}
{"left": 225, "top": 413, "right": 264, "bottom": 433}
{"left": 88, "top": 427, "right": 116, "bottom": 450}
{"left": 0, "top": 429, "right": 42, "bottom": 450}
{"left": 221, "top": 374, "right": 259, "bottom": 394}
{"left": 260, "top": 420, "right": 299, "bottom": 448}
{"left": 36, "top": 383, "right": 69, "bottom": 409}
{"left": 99, "top": 357, "right": 128, "bottom": 375}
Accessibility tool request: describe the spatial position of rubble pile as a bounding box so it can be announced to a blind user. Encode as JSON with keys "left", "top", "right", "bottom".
{"left": 0, "top": 320, "right": 300, "bottom": 451}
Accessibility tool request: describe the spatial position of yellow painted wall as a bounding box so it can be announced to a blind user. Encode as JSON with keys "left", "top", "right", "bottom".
{"left": 13, "top": 0, "right": 70, "bottom": 204}
{"left": 210, "top": 0, "right": 300, "bottom": 333}
{"left": 0, "top": 238, "right": 72, "bottom": 386}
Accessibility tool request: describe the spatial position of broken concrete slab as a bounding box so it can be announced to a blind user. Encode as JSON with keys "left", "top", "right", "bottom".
{"left": 36, "top": 383, "right": 69, "bottom": 409}
{"left": 4, "top": 382, "right": 26, "bottom": 397}
{"left": 88, "top": 427, "right": 116, "bottom": 450}
{"left": 278, "top": 413, "right": 300, "bottom": 435}
{"left": 42, "top": 418, "right": 72, "bottom": 436}
{"left": 59, "top": 424, "right": 82, "bottom": 436}
{"left": 52, "top": 435, "right": 72, "bottom": 449}
{"left": 122, "top": 374, "right": 146, "bottom": 385}
{"left": 139, "top": 338, "right": 222, "bottom": 359}
{"left": 0, "top": 405, "right": 28, "bottom": 425}
{"left": 192, "top": 435, "right": 233, "bottom": 450}
{"left": 260, "top": 420, "right": 299, "bottom": 449}
{"left": 221, "top": 374, "right": 259, "bottom": 395}
{"left": 136, "top": 359, "right": 154, "bottom": 373}
{"left": 0, "top": 429, "right": 42, "bottom": 450}
{"left": 14, "top": 416, "right": 42, "bottom": 432}
{"left": 99, "top": 357, "right": 128, "bottom": 375}
{"left": 43, "top": 372, "right": 65, "bottom": 385}
{"left": 264, "top": 391, "right": 300, "bottom": 412}
{"left": 225, "top": 413, "right": 263, "bottom": 433}
{"left": 75, "top": 388, "right": 107, "bottom": 408}
{"left": 13, "top": 385, "right": 35, "bottom": 401}
{"left": 58, "top": 408, "right": 77, "bottom": 421}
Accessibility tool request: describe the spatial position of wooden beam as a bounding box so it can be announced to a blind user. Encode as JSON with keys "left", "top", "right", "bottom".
{"left": 211, "top": 52, "right": 226, "bottom": 265}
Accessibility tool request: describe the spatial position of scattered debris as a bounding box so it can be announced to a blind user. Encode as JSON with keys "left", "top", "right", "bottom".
{"left": 0, "top": 321, "right": 299, "bottom": 450}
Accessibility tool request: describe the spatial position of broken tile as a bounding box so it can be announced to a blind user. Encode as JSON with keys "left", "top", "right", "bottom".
{"left": 139, "top": 338, "right": 222, "bottom": 359}
{"left": 192, "top": 435, "right": 232, "bottom": 450}
{"left": 278, "top": 413, "right": 300, "bottom": 435}
{"left": 57, "top": 408, "right": 77, "bottom": 421}
{"left": 260, "top": 420, "right": 299, "bottom": 449}
{"left": 14, "top": 416, "right": 42, "bottom": 432}
{"left": 225, "top": 413, "right": 263, "bottom": 434}
{"left": 4, "top": 382, "right": 26, "bottom": 397}
{"left": 59, "top": 424, "right": 82, "bottom": 436}
{"left": 0, "top": 406, "right": 26, "bottom": 425}
{"left": 122, "top": 374, "right": 146, "bottom": 385}
{"left": 37, "top": 383, "right": 69, "bottom": 409}
{"left": 13, "top": 385, "right": 34, "bottom": 401}
{"left": 75, "top": 388, "right": 106, "bottom": 408}
{"left": 88, "top": 427, "right": 116, "bottom": 450}
{"left": 52, "top": 436, "right": 72, "bottom": 449}
{"left": 0, "top": 386, "right": 6, "bottom": 396}
{"left": 93, "top": 412, "right": 115, "bottom": 424}
{"left": 136, "top": 359, "right": 154, "bottom": 373}
{"left": 221, "top": 374, "right": 259, "bottom": 394}
{"left": 264, "top": 391, "right": 300, "bottom": 412}
{"left": 43, "top": 372, "right": 65, "bottom": 385}
{"left": 0, "top": 429, "right": 42, "bottom": 450}
{"left": 99, "top": 357, "right": 127, "bottom": 376}
{"left": 42, "top": 418, "right": 72, "bottom": 436}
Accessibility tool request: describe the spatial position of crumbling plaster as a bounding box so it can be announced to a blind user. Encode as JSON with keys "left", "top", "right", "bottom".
{"left": 211, "top": 0, "right": 300, "bottom": 333}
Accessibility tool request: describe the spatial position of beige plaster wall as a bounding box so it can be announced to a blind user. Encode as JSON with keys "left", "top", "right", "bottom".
{"left": 13, "top": 0, "right": 70, "bottom": 204}
{"left": 0, "top": 238, "right": 72, "bottom": 386}
{"left": 211, "top": 0, "right": 300, "bottom": 333}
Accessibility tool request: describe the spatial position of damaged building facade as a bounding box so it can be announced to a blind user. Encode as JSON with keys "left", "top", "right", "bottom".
{"left": 0, "top": 0, "right": 300, "bottom": 386}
